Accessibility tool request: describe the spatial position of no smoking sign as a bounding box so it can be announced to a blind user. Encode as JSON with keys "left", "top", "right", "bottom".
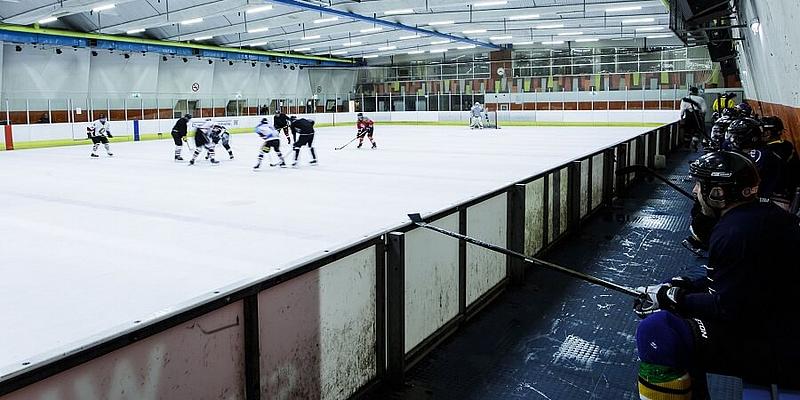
{"left": 191, "top": 82, "right": 200, "bottom": 92}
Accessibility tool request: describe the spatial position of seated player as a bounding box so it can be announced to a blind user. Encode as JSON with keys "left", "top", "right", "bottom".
{"left": 356, "top": 112, "right": 376, "bottom": 149}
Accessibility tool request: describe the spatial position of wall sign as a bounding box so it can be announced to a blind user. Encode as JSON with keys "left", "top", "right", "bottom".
{"left": 191, "top": 82, "right": 200, "bottom": 92}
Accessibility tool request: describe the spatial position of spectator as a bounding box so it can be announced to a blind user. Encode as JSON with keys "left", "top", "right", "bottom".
{"left": 37, "top": 113, "right": 50, "bottom": 124}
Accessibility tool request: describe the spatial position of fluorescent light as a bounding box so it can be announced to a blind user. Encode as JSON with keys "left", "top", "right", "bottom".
{"left": 181, "top": 17, "right": 203, "bottom": 25}
{"left": 536, "top": 23, "right": 564, "bottom": 29}
{"left": 462, "top": 29, "right": 487, "bottom": 34}
{"left": 558, "top": 31, "right": 583, "bottom": 36}
{"left": 512, "top": 41, "right": 534, "bottom": 45}
{"left": 363, "top": 55, "right": 379, "bottom": 58}
{"left": 302, "top": 35, "right": 321, "bottom": 40}
{"left": 490, "top": 35, "right": 512, "bottom": 40}
{"left": 378, "top": 45, "right": 397, "bottom": 51}
{"left": 314, "top": 17, "right": 338, "bottom": 24}
{"left": 575, "top": 38, "right": 599, "bottom": 42}
{"left": 428, "top": 20, "right": 455, "bottom": 26}
{"left": 430, "top": 48, "right": 449, "bottom": 53}
{"left": 611, "top": 37, "right": 632, "bottom": 41}
{"left": 606, "top": 5, "right": 641, "bottom": 12}
{"left": 331, "top": 50, "right": 348, "bottom": 55}
{"left": 293, "top": 47, "right": 312, "bottom": 52}
{"left": 431, "top": 39, "right": 451, "bottom": 45}
{"left": 193, "top": 36, "right": 213, "bottom": 41}
{"left": 474, "top": 0, "right": 507, "bottom": 6}
{"left": 343, "top": 41, "right": 362, "bottom": 47}
{"left": 360, "top": 27, "right": 383, "bottom": 33}
{"left": 457, "top": 45, "right": 477, "bottom": 49}
{"left": 248, "top": 27, "right": 269, "bottom": 33}
{"left": 646, "top": 34, "right": 672, "bottom": 39}
{"left": 126, "top": 28, "right": 145, "bottom": 34}
{"left": 249, "top": 41, "right": 268, "bottom": 46}
{"left": 750, "top": 18, "right": 761, "bottom": 34}
{"left": 247, "top": 5, "right": 273, "bottom": 14}
{"left": 38, "top": 17, "right": 57, "bottom": 24}
{"left": 623, "top": 17, "right": 655, "bottom": 24}
{"left": 384, "top": 8, "right": 414, "bottom": 15}
{"left": 407, "top": 50, "right": 425, "bottom": 54}
{"left": 92, "top": 3, "right": 115, "bottom": 12}
{"left": 635, "top": 27, "right": 664, "bottom": 32}
{"left": 399, "top": 34, "right": 423, "bottom": 40}
{"left": 509, "top": 14, "right": 539, "bottom": 20}
{"left": 541, "top": 40, "right": 564, "bottom": 44}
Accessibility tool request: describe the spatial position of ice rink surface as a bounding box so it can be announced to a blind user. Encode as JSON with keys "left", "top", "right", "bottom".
{"left": 0, "top": 124, "right": 653, "bottom": 375}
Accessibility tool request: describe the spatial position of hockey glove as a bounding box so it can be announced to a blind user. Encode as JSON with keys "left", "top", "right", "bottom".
{"left": 106, "top": 132, "right": 113, "bottom": 138}
{"left": 633, "top": 284, "right": 683, "bottom": 318}
{"left": 667, "top": 276, "right": 694, "bottom": 290}
{"left": 182, "top": 136, "right": 188, "bottom": 142}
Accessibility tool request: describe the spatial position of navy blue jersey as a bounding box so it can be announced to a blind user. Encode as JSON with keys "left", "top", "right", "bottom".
{"left": 683, "top": 202, "right": 800, "bottom": 333}
{"left": 290, "top": 118, "right": 315, "bottom": 135}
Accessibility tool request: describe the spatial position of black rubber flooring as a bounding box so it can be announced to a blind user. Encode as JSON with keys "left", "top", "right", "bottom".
{"left": 377, "top": 149, "right": 741, "bottom": 400}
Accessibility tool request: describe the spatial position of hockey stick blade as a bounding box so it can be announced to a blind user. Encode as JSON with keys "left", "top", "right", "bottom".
{"left": 407, "top": 213, "right": 642, "bottom": 298}
{"left": 616, "top": 164, "right": 694, "bottom": 200}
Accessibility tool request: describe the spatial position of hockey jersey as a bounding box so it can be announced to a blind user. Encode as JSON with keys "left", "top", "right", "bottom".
{"left": 357, "top": 118, "right": 374, "bottom": 130}
{"left": 256, "top": 121, "right": 280, "bottom": 140}
{"left": 470, "top": 105, "right": 484, "bottom": 117}
{"left": 291, "top": 118, "right": 315, "bottom": 135}
{"left": 90, "top": 120, "right": 111, "bottom": 137}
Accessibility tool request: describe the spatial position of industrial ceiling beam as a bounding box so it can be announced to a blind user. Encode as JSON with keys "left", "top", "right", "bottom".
{"left": 268, "top": 0, "right": 500, "bottom": 49}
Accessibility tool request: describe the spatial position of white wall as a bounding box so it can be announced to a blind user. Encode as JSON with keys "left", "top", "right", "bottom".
{"left": 2, "top": 45, "right": 91, "bottom": 99}
{"left": 736, "top": 0, "right": 800, "bottom": 106}
{"left": 89, "top": 51, "right": 160, "bottom": 97}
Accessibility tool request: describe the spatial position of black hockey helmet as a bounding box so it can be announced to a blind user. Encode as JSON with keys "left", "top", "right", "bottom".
{"left": 689, "top": 86, "right": 699, "bottom": 95}
{"left": 725, "top": 117, "right": 763, "bottom": 151}
{"left": 734, "top": 102, "right": 753, "bottom": 116}
{"left": 274, "top": 108, "right": 281, "bottom": 114}
{"left": 261, "top": 117, "right": 269, "bottom": 124}
{"left": 357, "top": 112, "right": 364, "bottom": 120}
{"left": 761, "top": 116, "right": 784, "bottom": 137}
{"left": 709, "top": 116, "right": 734, "bottom": 149}
{"left": 184, "top": 113, "right": 193, "bottom": 119}
{"left": 689, "top": 150, "right": 760, "bottom": 209}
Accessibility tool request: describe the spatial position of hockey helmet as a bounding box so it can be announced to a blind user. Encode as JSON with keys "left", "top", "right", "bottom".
{"left": 184, "top": 113, "right": 193, "bottom": 119}
{"left": 357, "top": 112, "right": 364, "bottom": 120}
{"left": 725, "top": 118, "right": 763, "bottom": 151}
{"left": 274, "top": 108, "right": 281, "bottom": 114}
{"left": 689, "top": 86, "right": 699, "bottom": 95}
{"left": 261, "top": 117, "right": 269, "bottom": 124}
{"left": 761, "top": 116, "right": 784, "bottom": 137}
{"left": 709, "top": 116, "right": 734, "bottom": 149}
{"left": 734, "top": 102, "right": 753, "bottom": 116}
{"left": 689, "top": 150, "right": 760, "bottom": 210}
{"left": 98, "top": 114, "right": 107, "bottom": 122}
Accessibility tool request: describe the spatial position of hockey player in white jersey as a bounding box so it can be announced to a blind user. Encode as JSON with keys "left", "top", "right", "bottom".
{"left": 469, "top": 102, "right": 484, "bottom": 129}
{"left": 188, "top": 119, "right": 219, "bottom": 166}
{"left": 253, "top": 117, "right": 286, "bottom": 170}
{"left": 88, "top": 114, "right": 113, "bottom": 158}
{"left": 208, "top": 124, "right": 234, "bottom": 160}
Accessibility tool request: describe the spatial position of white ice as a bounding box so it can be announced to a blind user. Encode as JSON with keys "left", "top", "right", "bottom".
{"left": 0, "top": 124, "right": 652, "bottom": 376}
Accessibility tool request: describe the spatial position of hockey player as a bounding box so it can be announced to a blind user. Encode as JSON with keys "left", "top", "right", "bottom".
{"left": 762, "top": 116, "right": 800, "bottom": 206}
{"left": 633, "top": 151, "right": 800, "bottom": 399}
{"left": 253, "top": 117, "right": 286, "bottom": 170}
{"left": 170, "top": 114, "right": 192, "bottom": 161}
{"left": 679, "top": 87, "right": 707, "bottom": 151}
{"left": 356, "top": 112, "right": 377, "bottom": 149}
{"left": 209, "top": 123, "right": 234, "bottom": 160}
{"left": 273, "top": 109, "right": 292, "bottom": 144}
{"left": 188, "top": 119, "right": 218, "bottom": 166}
{"left": 469, "top": 102, "right": 485, "bottom": 129}
{"left": 289, "top": 116, "right": 317, "bottom": 166}
{"left": 88, "top": 114, "right": 113, "bottom": 158}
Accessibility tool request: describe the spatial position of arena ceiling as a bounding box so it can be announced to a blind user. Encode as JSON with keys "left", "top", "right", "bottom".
{"left": 0, "top": 0, "right": 681, "bottom": 61}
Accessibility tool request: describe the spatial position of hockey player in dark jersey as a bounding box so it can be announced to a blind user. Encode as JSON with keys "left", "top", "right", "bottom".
{"left": 289, "top": 116, "right": 317, "bottom": 166}
{"left": 273, "top": 109, "right": 292, "bottom": 144}
{"left": 188, "top": 119, "right": 219, "bottom": 166}
{"left": 253, "top": 118, "right": 286, "bottom": 170}
{"left": 356, "top": 112, "right": 376, "bottom": 149}
{"left": 208, "top": 124, "right": 234, "bottom": 160}
{"left": 170, "top": 114, "right": 192, "bottom": 161}
{"left": 633, "top": 151, "right": 800, "bottom": 399}
{"left": 88, "top": 114, "right": 114, "bottom": 158}
{"left": 762, "top": 116, "right": 800, "bottom": 206}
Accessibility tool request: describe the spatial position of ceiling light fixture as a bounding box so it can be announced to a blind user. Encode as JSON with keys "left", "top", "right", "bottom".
{"left": 126, "top": 28, "right": 145, "bottom": 34}
{"left": 249, "top": 41, "right": 268, "bottom": 46}
{"left": 247, "top": 5, "right": 273, "bottom": 14}
{"left": 750, "top": 18, "right": 761, "bottom": 34}
{"left": 536, "top": 23, "right": 564, "bottom": 29}
{"left": 360, "top": 27, "right": 383, "bottom": 33}
{"left": 605, "top": 5, "right": 641, "bottom": 12}
{"left": 92, "top": 4, "right": 116, "bottom": 12}
{"left": 384, "top": 8, "right": 414, "bottom": 15}
{"left": 399, "top": 34, "right": 423, "bottom": 40}
{"left": 314, "top": 17, "right": 338, "bottom": 24}
{"left": 302, "top": 35, "right": 321, "bottom": 40}
{"left": 331, "top": 50, "right": 348, "bottom": 55}
{"left": 428, "top": 20, "right": 455, "bottom": 26}
{"left": 181, "top": 18, "right": 203, "bottom": 25}
{"left": 462, "top": 29, "right": 487, "bottom": 34}
{"left": 407, "top": 50, "right": 425, "bottom": 54}
{"left": 557, "top": 31, "right": 583, "bottom": 36}
{"left": 509, "top": 14, "right": 539, "bottom": 20}
{"left": 645, "top": 34, "right": 672, "bottom": 39}
{"left": 490, "top": 35, "right": 512, "bottom": 40}
{"left": 431, "top": 39, "right": 451, "bottom": 44}
{"left": 540, "top": 40, "right": 564, "bottom": 44}
{"left": 430, "top": 48, "right": 449, "bottom": 53}
{"left": 575, "top": 38, "right": 599, "bottom": 42}
{"left": 294, "top": 47, "right": 312, "bottom": 51}
{"left": 622, "top": 17, "right": 655, "bottom": 24}
{"left": 512, "top": 41, "right": 534, "bottom": 45}
{"left": 378, "top": 45, "right": 397, "bottom": 51}
{"left": 635, "top": 27, "right": 664, "bottom": 32}
{"left": 193, "top": 36, "right": 213, "bottom": 41}
{"left": 38, "top": 17, "right": 58, "bottom": 24}
{"left": 343, "top": 41, "right": 362, "bottom": 47}
{"left": 363, "top": 55, "right": 380, "bottom": 58}
{"left": 457, "top": 45, "right": 477, "bottom": 49}
{"left": 474, "top": 0, "right": 507, "bottom": 6}
{"left": 248, "top": 27, "right": 269, "bottom": 33}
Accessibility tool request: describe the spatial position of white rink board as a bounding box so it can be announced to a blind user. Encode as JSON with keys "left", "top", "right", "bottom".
{"left": 465, "top": 194, "right": 508, "bottom": 306}
{"left": 0, "top": 123, "right": 656, "bottom": 376}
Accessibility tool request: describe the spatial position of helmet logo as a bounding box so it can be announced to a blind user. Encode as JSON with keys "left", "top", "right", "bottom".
{"left": 710, "top": 171, "right": 732, "bottom": 177}
{"left": 748, "top": 149, "right": 762, "bottom": 162}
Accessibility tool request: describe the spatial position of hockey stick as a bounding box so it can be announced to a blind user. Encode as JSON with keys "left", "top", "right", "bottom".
{"left": 616, "top": 165, "right": 694, "bottom": 200}
{"left": 407, "top": 213, "right": 642, "bottom": 298}
{"left": 335, "top": 134, "right": 362, "bottom": 150}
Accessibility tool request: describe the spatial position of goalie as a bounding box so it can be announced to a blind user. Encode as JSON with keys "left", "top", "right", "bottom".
{"left": 470, "top": 102, "right": 484, "bottom": 129}
{"left": 356, "top": 113, "right": 377, "bottom": 149}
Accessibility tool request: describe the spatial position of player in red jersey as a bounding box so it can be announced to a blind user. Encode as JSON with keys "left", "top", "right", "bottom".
{"left": 356, "top": 112, "right": 377, "bottom": 149}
